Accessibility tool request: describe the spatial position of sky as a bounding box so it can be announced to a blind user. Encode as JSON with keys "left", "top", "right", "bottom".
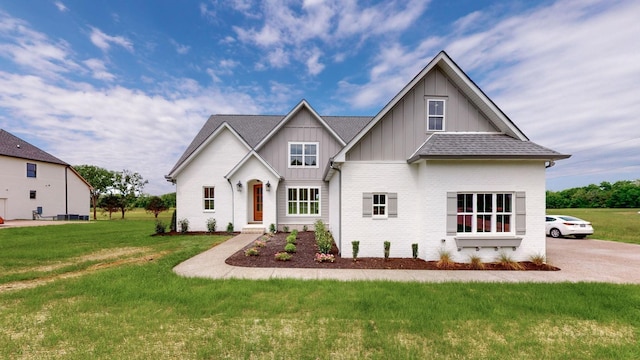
{"left": 0, "top": 0, "right": 639, "bottom": 195}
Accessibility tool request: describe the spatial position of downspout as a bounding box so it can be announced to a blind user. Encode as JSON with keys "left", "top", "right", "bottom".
{"left": 65, "top": 166, "right": 69, "bottom": 216}
{"left": 227, "top": 178, "right": 235, "bottom": 229}
{"left": 330, "top": 161, "right": 342, "bottom": 255}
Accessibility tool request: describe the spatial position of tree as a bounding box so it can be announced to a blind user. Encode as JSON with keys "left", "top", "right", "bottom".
{"left": 112, "top": 169, "right": 148, "bottom": 219}
{"left": 73, "top": 165, "right": 115, "bottom": 220}
{"left": 161, "top": 192, "right": 176, "bottom": 208}
{"left": 98, "top": 194, "right": 121, "bottom": 220}
{"left": 145, "top": 196, "right": 169, "bottom": 218}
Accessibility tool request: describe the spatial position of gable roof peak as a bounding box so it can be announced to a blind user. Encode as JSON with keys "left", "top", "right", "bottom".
{"left": 0, "top": 129, "right": 68, "bottom": 165}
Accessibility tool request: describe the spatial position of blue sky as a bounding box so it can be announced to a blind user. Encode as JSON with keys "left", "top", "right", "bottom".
{"left": 1, "top": 0, "right": 639, "bottom": 195}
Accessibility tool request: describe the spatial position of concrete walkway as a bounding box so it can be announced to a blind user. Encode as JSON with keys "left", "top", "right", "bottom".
{"left": 173, "top": 234, "right": 640, "bottom": 284}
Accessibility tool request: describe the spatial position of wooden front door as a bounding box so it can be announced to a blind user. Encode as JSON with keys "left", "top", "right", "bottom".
{"left": 253, "top": 184, "right": 263, "bottom": 221}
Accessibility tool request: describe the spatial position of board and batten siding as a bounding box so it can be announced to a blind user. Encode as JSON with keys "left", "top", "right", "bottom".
{"left": 346, "top": 66, "right": 498, "bottom": 161}
{"left": 258, "top": 107, "right": 344, "bottom": 180}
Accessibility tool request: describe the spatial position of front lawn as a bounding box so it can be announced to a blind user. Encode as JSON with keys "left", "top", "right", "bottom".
{"left": 1, "top": 213, "right": 639, "bottom": 359}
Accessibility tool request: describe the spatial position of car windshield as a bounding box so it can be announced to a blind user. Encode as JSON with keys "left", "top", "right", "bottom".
{"left": 558, "top": 216, "right": 582, "bottom": 222}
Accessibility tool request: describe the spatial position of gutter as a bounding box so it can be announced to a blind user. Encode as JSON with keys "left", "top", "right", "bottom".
{"left": 227, "top": 178, "right": 235, "bottom": 229}
{"left": 330, "top": 160, "right": 342, "bottom": 255}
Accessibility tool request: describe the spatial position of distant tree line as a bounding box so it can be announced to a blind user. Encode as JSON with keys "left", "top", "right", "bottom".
{"left": 547, "top": 180, "right": 640, "bottom": 208}
{"left": 74, "top": 165, "right": 174, "bottom": 219}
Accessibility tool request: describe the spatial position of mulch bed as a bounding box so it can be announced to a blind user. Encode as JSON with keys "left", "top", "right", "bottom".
{"left": 225, "top": 231, "right": 559, "bottom": 271}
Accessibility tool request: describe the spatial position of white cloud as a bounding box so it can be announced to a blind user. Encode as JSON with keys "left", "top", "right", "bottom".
{"left": 89, "top": 27, "right": 133, "bottom": 52}
{"left": 305, "top": 48, "right": 325, "bottom": 76}
{"left": 83, "top": 58, "right": 115, "bottom": 81}
{"left": 54, "top": 2, "right": 68, "bottom": 12}
{"left": 170, "top": 39, "right": 190, "bottom": 54}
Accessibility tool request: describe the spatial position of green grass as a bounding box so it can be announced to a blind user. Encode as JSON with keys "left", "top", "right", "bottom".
{"left": 1, "top": 210, "right": 639, "bottom": 359}
{"left": 547, "top": 208, "right": 640, "bottom": 244}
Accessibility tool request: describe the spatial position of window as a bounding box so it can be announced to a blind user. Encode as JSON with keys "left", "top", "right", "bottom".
{"left": 27, "top": 163, "right": 37, "bottom": 178}
{"left": 427, "top": 99, "right": 445, "bottom": 131}
{"left": 203, "top": 187, "right": 215, "bottom": 210}
{"left": 373, "top": 193, "right": 387, "bottom": 217}
{"left": 30, "top": 190, "right": 36, "bottom": 199}
{"left": 289, "top": 142, "right": 318, "bottom": 168}
{"left": 287, "top": 187, "right": 320, "bottom": 215}
{"left": 456, "top": 193, "right": 513, "bottom": 234}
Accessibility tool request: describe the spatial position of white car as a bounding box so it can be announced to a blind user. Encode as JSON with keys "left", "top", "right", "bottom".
{"left": 545, "top": 215, "right": 594, "bottom": 239}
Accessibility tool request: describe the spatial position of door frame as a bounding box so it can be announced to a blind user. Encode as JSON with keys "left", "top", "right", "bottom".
{"left": 253, "top": 184, "right": 263, "bottom": 222}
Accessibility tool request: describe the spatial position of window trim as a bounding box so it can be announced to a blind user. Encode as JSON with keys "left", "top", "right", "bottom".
{"left": 427, "top": 99, "right": 446, "bottom": 132}
{"left": 286, "top": 186, "right": 321, "bottom": 216}
{"left": 203, "top": 186, "right": 215, "bottom": 211}
{"left": 288, "top": 142, "right": 319, "bottom": 168}
{"left": 27, "top": 163, "right": 37, "bottom": 178}
{"left": 372, "top": 193, "right": 387, "bottom": 219}
{"left": 29, "top": 190, "right": 36, "bottom": 199}
{"left": 456, "top": 193, "right": 514, "bottom": 235}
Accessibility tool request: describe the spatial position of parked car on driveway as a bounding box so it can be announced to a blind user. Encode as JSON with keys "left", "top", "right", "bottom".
{"left": 545, "top": 215, "right": 594, "bottom": 238}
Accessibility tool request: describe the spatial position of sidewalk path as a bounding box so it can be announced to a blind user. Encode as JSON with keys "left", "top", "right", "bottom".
{"left": 173, "top": 234, "right": 640, "bottom": 284}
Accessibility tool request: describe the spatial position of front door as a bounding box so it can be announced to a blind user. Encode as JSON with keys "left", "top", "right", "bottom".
{"left": 253, "top": 184, "right": 263, "bottom": 222}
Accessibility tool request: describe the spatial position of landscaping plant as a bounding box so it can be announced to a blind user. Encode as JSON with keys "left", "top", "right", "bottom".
{"left": 226, "top": 222, "right": 234, "bottom": 233}
{"left": 383, "top": 241, "right": 391, "bottom": 260}
{"left": 206, "top": 218, "right": 217, "bottom": 233}
{"left": 497, "top": 252, "right": 525, "bottom": 270}
{"left": 314, "top": 220, "right": 333, "bottom": 254}
{"left": 245, "top": 247, "right": 259, "bottom": 256}
{"left": 269, "top": 223, "right": 276, "bottom": 233}
{"left": 352, "top": 241, "right": 359, "bottom": 261}
{"left": 468, "top": 254, "right": 485, "bottom": 270}
{"left": 411, "top": 243, "right": 418, "bottom": 259}
{"left": 169, "top": 209, "right": 177, "bottom": 232}
{"left": 286, "top": 234, "right": 297, "bottom": 244}
{"left": 274, "top": 252, "right": 292, "bottom": 261}
{"left": 154, "top": 220, "right": 166, "bottom": 234}
{"left": 178, "top": 218, "right": 189, "bottom": 233}
{"left": 284, "top": 243, "right": 296, "bottom": 253}
{"left": 437, "top": 248, "right": 454, "bottom": 269}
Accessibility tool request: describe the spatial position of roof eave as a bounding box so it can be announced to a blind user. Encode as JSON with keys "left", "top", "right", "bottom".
{"left": 407, "top": 154, "right": 571, "bottom": 163}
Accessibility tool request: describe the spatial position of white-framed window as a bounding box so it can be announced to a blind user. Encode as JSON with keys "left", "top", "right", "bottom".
{"left": 456, "top": 193, "right": 513, "bottom": 234}
{"left": 372, "top": 193, "right": 387, "bottom": 218}
{"left": 427, "top": 99, "right": 445, "bottom": 131}
{"left": 288, "top": 142, "right": 318, "bottom": 168}
{"left": 203, "top": 186, "right": 215, "bottom": 211}
{"left": 287, "top": 187, "right": 320, "bottom": 215}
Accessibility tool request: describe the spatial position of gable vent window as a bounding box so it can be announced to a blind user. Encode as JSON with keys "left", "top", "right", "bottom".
{"left": 30, "top": 190, "right": 36, "bottom": 199}
{"left": 289, "top": 142, "right": 318, "bottom": 168}
{"left": 427, "top": 99, "right": 445, "bottom": 131}
{"left": 27, "top": 163, "right": 37, "bottom": 178}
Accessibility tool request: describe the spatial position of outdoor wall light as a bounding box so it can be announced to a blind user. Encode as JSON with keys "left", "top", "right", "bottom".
{"left": 236, "top": 181, "right": 242, "bottom": 191}
{"left": 265, "top": 181, "right": 271, "bottom": 191}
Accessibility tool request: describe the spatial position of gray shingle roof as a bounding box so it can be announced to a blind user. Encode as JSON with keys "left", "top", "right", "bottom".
{"left": 0, "top": 129, "right": 68, "bottom": 165}
{"left": 168, "top": 114, "right": 373, "bottom": 176}
{"left": 407, "top": 133, "right": 570, "bottom": 163}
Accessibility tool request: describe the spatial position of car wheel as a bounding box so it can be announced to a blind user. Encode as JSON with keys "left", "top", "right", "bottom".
{"left": 549, "top": 228, "right": 562, "bottom": 238}
{"left": 575, "top": 235, "right": 586, "bottom": 239}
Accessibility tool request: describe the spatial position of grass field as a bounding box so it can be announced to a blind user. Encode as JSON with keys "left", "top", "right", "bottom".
{"left": 547, "top": 208, "right": 640, "bottom": 244}
{"left": 1, "top": 209, "right": 639, "bottom": 359}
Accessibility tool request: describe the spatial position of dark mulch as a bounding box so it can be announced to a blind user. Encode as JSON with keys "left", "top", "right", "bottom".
{"left": 225, "top": 231, "right": 559, "bottom": 271}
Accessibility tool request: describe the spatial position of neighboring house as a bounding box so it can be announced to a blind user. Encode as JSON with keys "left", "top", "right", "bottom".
{"left": 166, "top": 51, "right": 569, "bottom": 261}
{"left": 0, "top": 129, "right": 91, "bottom": 221}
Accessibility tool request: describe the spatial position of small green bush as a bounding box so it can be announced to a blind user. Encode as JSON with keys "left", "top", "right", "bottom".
{"left": 275, "top": 252, "right": 292, "bottom": 261}
{"left": 178, "top": 218, "right": 189, "bottom": 233}
{"left": 170, "top": 209, "right": 177, "bottom": 232}
{"left": 437, "top": 249, "right": 454, "bottom": 269}
{"left": 352, "top": 241, "right": 359, "bottom": 261}
{"left": 383, "top": 241, "right": 391, "bottom": 260}
{"left": 291, "top": 229, "right": 298, "bottom": 237}
{"left": 283, "top": 225, "right": 290, "bottom": 233}
{"left": 269, "top": 223, "right": 276, "bottom": 233}
{"left": 206, "top": 218, "right": 217, "bottom": 233}
{"left": 226, "top": 222, "right": 234, "bottom": 233}
{"left": 314, "top": 219, "right": 332, "bottom": 254}
{"left": 302, "top": 225, "right": 308, "bottom": 232}
{"left": 245, "top": 247, "right": 259, "bottom": 256}
{"left": 154, "top": 220, "right": 166, "bottom": 234}
{"left": 284, "top": 243, "right": 297, "bottom": 253}
{"left": 411, "top": 243, "right": 418, "bottom": 259}
{"left": 286, "top": 234, "right": 297, "bottom": 244}
{"left": 468, "top": 254, "right": 485, "bottom": 270}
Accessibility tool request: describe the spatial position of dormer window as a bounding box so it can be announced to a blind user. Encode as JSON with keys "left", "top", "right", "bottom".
{"left": 289, "top": 142, "right": 318, "bottom": 168}
{"left": 427, "top": 99, "right": 445, "bottom": 131}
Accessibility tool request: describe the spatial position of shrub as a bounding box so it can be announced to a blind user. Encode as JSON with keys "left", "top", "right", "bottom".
{"left": 245, "top": 247, "right": 259, "bottom": 256}
{"left": 468, "top": 254, "right": 485, "bottom": 270}
{"left": 206, "top": 218, "right": 217, "bottom": 233}
{"left": 314, "top": 219, "right": 325, "bottom": 238}
{"left": 154, "top": 220, "right": 166, "bottom": 234}
{"left": 178, "top": 218, "right": 189, "bottom": 233}
{"left": 411, "top": 243, "right": 418, "bottom": 259}
{"left": 529, "top": 253, "right": 546, "bottom": 266}
{"left": 302, "top": 225, "right": 308, "bottom": 232}
{"left": 284, "top": 243, "right": 297, "bottom": 253}
{"left": 254, "top": 240, "right": 266, "bottom": 248}
{"left": 282, "top": 226, "right": 290, "bottom": 233}
{"left": 275, "top": 252, "right": 292, "bottom": 261}
{"left": 383, "top": 241, "right": 391, "bottom": 260}
{"left": 437, "top": 249, "right": 454, "bottom": 269}
{"left": 497, "top": 252, "right": 525, "bottom": 270}
{"left": 269, "top": 223, "right": 276, "bottom": 233}
{"left": 352, "top": 241, "right": 360, "bottom": 261}
{"left": 226, "top": 222, "right": 234, "bottom": 233}
{"left": 286, "top": 234, "right": 297, "bottom": 244}
{"left": 291, "top": 229, "right": 298, "bottom": 237}
{"left": 314, "top": 253, "right": 335, "bottom": 263}
{"left": 170, "top": 209, "right": 177, "bottom": 232}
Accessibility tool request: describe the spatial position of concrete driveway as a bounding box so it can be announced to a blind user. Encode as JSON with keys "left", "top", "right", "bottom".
{"left": 174, "top": 235, "right": 640, "bottom": 284}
